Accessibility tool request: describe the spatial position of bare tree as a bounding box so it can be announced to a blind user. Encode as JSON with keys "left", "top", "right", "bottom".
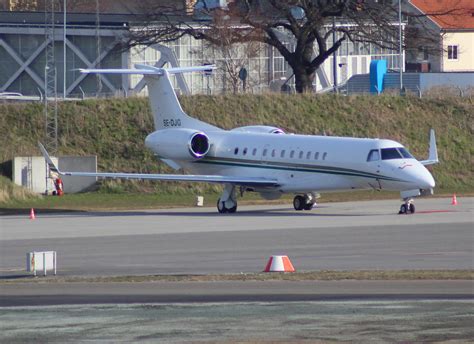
{"left": 213, "top": 41, "right": 262, "bottom": 94}
{"left": 199, "top": 16, "right": 263, "bottom": 94}
{"left": 129, "top": 0, "right": 468, "bottom": 93}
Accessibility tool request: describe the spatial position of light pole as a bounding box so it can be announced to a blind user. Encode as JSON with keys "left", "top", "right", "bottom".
{"left": 332, "top": 15, "right": 337, "bottom": 92}
{"left": 63, "top": 0, "right": 67, "bottom": 98}
{"left": 398, "top": 0, "right": 403, "bottom": 92}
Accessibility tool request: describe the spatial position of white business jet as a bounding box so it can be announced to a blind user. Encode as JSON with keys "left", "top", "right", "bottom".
{"left": 39, "top": 65, "right": 438, "bottom": 214}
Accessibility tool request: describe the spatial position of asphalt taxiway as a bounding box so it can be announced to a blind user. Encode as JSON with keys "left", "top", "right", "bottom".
{"left": 0, "top": 197, "right": 472, "bottom": 306}
{"left": 1, "top": 197, "right": 472, "bottom": 276}
{"left": 1, "top": 280, "right": 472, "bottom": 306}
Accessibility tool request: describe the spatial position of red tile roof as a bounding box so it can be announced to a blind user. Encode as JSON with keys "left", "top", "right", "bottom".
{"left": 410, "top": 0, "right": 474, "bottom": 29}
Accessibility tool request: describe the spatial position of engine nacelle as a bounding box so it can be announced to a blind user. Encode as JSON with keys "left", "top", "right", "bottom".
{"left": 231, "top": 125, "right": 285, "bottom": 134}
{"left": 145, "top": 128, "right": 210, "bottom": 160}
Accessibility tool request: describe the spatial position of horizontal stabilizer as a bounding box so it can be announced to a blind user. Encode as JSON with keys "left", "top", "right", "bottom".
{"left": 80, "top": 64, "right": 216, "bottom": 75}
{"left": 38, "top": 143, "right": 278, "bottom": 187}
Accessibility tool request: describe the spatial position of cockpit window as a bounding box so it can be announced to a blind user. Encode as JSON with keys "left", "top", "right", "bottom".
{"left": 381, "top": 148, "right": 402, "bottom": 160}
{"left": 398, "top": 147, "right": 414, "bottom": 159}
{"left": 367, "top": 149, "right": 380, "bottom": 162}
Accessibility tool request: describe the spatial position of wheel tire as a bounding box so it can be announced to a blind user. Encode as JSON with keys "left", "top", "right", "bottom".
{"left": 409, "top": 203, "right": 415, "bottom": 214}
{"left": 217, "top": 198, "right": 227, "bottom": 213}
{"left": 399, "top": 204, "right": 407, "bottom": 214}
{"left": 293, "top": 195, "right": 305, "bottom": 211}
{"left": 303, "top": 203, "right": 314, "bottom": 210}
{"left": 227, "top": 204, "right": 237, "bottom": 213}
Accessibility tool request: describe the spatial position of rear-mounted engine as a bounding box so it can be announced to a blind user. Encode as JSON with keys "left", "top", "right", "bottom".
{"left": 189, "top": 132, "right": 210, "bottom": 158}
{"left": 145, "top": 128, "right": 210, "bottom": 160}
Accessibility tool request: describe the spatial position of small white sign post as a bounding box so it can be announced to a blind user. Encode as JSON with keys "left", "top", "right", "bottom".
{"left": 27, "top": 251, "right": 57, "bottom": 276}
{"left": 196, "top": 196, "right": 204, "bottom": 207}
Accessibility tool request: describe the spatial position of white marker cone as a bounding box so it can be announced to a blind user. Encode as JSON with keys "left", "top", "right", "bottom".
{"left": 263, "top": 255, "right": 295, "bottom": 272}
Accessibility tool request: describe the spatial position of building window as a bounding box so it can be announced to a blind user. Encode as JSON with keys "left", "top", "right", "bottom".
{"left": 448, "top": 45, "right": 458, "bottom": 60}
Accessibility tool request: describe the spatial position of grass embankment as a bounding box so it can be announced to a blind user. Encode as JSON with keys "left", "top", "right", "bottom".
{"left": 0, "top": 176, "right": 37, "bottom": 204}
{"left": 0, "top": 93, "right": 472, "bottom": 210}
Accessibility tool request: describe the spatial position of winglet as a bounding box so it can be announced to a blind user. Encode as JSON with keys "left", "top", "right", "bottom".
{"left": 420, "top": 129, "right": 439, "bottom": 166}
{"left": 38, "top": 142, "right": 61, "bottom": 174}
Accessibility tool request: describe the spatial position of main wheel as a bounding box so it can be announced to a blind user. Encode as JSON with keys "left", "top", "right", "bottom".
{"left": 409, "top": 203, "right": 415, "bottom": 214}
{"left": 399, "top": 204, "right": 407, "bottom": 214}
{"left": 217, "top": 198, "right": 227, "bottom": 213}
{"left": 303, "top": 203, "right": 314, "bottom": 210}
{"left": 293, "top": 195, "right": 305, "bottom": 211}
{"left": 227, "top": 204, "right": 237, "bottom": 213}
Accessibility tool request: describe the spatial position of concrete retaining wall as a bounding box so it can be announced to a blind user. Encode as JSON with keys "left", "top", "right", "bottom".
{"left": 13, "top": 156, "right": 57, "bottom": 194}
{"left": 58, "top": 156, "right": 97, "bottom": 193}
{"left": 12, "top": 156, "right": 97, "bottom": 194}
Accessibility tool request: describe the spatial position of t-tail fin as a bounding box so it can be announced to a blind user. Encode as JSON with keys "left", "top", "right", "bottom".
{"left": 80, "top": 65, "right": 221, "bottom": 132}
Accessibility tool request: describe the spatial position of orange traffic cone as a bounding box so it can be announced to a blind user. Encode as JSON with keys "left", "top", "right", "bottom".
{"left": 263, "top": 255, "right": 295, "bottom": 272}
{"left": 29, "top": 208, "right": 36, "bottom": 220}
{"left": 451, "top": 194, "right": 458, "bottom": 206}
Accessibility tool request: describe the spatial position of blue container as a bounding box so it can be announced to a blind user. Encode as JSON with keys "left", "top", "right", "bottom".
{"left": 370, "top": 60, "right": 387, "bottom": 94}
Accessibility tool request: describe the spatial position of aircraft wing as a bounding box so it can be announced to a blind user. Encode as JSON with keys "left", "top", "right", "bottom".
{"left": 38, "top": 143, "right": 279, "bottom": 187}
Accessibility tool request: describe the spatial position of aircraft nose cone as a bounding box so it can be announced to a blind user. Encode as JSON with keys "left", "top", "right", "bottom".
{"left": 424, "top": 171, "right": 436, "bottom": 189}
{"left": 418, "top": 166, "right": 435, "bottom": 189}
{"left": 402, "top": 164, "right": 435, "bottom": 189}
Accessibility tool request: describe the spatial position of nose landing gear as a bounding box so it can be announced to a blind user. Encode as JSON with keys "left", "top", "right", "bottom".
{"left": 399, "top": 198, "right": 415, "bottom": 214}
{"left": 293, "top": 193, "right": 317, "bottom": 211}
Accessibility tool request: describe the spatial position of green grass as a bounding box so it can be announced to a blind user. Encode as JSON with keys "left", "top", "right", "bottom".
{"left": 0, "top": 93, "right": 472, "bottom": 208}
{"left": 1, "top": 270, "right": 472, "bottom": 284}
{"left": 0, "top": 176, "right": 38, "bottom": 204}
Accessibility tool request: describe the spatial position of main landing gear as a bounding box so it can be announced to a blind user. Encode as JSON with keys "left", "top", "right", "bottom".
{"left": 217, "top": 184, "right": 238, "bottom": 213}
{"left": 399, "top": 198, "right": 415, "bottom": 214}
{"left": 293, "top": 193, "right": 317, "bottom": 211}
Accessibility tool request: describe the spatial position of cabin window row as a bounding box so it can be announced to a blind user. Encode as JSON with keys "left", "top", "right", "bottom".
{"left": 234, "top": 147, "right": 327, "bottom": 160}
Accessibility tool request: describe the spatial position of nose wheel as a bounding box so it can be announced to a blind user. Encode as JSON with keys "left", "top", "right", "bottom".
{"left": 399, "top": 199, "right": 415, "bottom": 214}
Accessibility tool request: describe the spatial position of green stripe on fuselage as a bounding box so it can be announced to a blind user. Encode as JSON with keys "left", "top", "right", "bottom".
{"left": 194, "top": 157, "right": 403, "bottom": 182}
